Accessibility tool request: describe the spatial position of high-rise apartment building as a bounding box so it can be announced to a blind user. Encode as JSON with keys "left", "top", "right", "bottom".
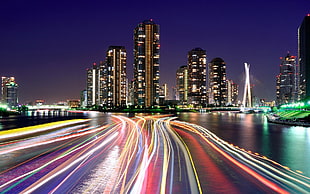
{"left": 208, "top": 58, "right": 227, "bottom": 106}
{"left": 298, "top": 14, "right": 310, "bottom": 100}
{"left": 276, "top": 53, "right": 297, "bottom": 105}
{"left": 105, "top": 46, "right": 127, "bottom": 108}
{"left": 276, "top": 75, "right": 280, "bottom": 103}
{"left": 127, "top": 80, "right": 135, "bottom": 106}
{"left": 161, "top": 83, "right": 169, "bottom": 100}
{"left": 159, "top": 83, "right": 169, "bottom": 105}
{"left": 176, "top": 65, "right": 188, "bottom": 104}
{"left": 1, "top": 77, "right": 18, "bottom": 107}
{"left": 86, "top": 62, "right": 104, "bottom": 107}
{"left": 133, "top": 19, "right": 160, "bottom": 107}
{"left": 226, "top": 79, "right": 238, "bottom": 106}
{"left": 187, "top": 48, "right": 207, "bottom": 106}
{"left": 86, "top": 46, "right": 127, "bottom": 108}
{"left": 80, "top": 89, "right": 87, "bottom": 108}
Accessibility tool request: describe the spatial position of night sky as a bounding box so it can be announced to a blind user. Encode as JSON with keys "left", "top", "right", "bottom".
{"left": 1, "top": 0, "right": 309, "bottom": 104}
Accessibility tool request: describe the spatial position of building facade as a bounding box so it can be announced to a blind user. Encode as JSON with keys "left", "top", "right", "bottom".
{"left": 67, "top": 99, "right": 80, "bottom": 109}
{"left": 86, "top": 46, "right": 127, "bottom": 108}
{"left": 80, "top": 89, "right": 87, "bottom": 108}
{"left": 127, "top": 80, "right": 135, "bottom": 106}
{"left": 105, "top": 46, "right": 127, "bottom": 108}
{"left": 298, "top": 14, "right": 310, "bottom": 100}
{"left": 1, "top": 77, "right": 18, "bottom": 107}
{"left": 176, "top": 65, "right": 188, "bottom": 104}
{"left": 208, "top": 58, "right": 227, "bottom": 106}
{"left": 276, "top": 53, "right": 297, "bottom": 105}
{"left": 86, "top": 63, "right": 103, "bottom": 107}
{"left": 133, "top": 19, "right": 160, "bottom": 107}
{"left": 226, "top": 79, "right": 238, "bottom": 106}
{"left": 187, "top": 48, "right": 207, "bottom": 107}
{"left": 161, "top": 83, "right": 169, "bottom": 100}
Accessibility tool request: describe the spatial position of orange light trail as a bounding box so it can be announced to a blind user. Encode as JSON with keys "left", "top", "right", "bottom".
{"left": 0, "top": 116, "right": 309, "bottom": 193}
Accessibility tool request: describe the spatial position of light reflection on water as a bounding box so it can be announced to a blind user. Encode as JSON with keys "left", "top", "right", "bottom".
{"left": 71, "top": 146, "right": 120, "bottom": 193}
{"left": 177, "top": 112, "right": 310, "bottom": 177}
{"left": 2, "top": 112, "right": 309, "bottom": 178}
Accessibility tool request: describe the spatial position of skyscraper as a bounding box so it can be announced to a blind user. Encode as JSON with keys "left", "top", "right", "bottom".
{"left": 105, "top": 46, "right": 127, "bottom": 108}
{"left": 127, "top": 80, "right": 135, "bottom": 106}
{"left": 176, "top": 65, "right": 188, "bottom": 104}
{"left": 86, "top": 46, "right": 127, "bottom": 109}
{"left": 276, "top": 53, "right": 297, "bottom": 105}
{"left": 226, "top": 79, "right": 239, "bottom": 106}
{"left": 161, "top": 83, "right": 169, "bottom": 100}
{"left": 133, "top": 19, "right": 160, "bottom": 107}
{"left": 187, "top": 48, "right": 207, "bottom": 107}
{"left": 298, "top": 14, "right": 310, "bottom": 100}
{"left": 86, "top": 62, "right": 103, "bottom": 107}
{"left": 1, "top": 77, "right": 18, "bottom": 107}
{"left": 276, "top": 75, "right": 280, "bottom": 103}
{"left": 208, "top": 58, "right": 227, "bottom": 106}
{"left": 159, "top": 83, "right": 169, "bottom": 105}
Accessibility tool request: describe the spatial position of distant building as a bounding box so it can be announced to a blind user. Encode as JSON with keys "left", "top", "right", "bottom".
{"left": 171, "top": 87, "right": 178, "bottom": 101}
{"left": 80, "top": 89, "right": 87, "bottom": 108}
{"left": 161, "top": 83, "right": 169, "bottom": 100}
{"left": 86, "top": 62, "right": 103, "bottom": 107}
{"left": 1, "top": 77, "right": 18, "bottom": 107}
{"left": 226, "top": 79, "right": 238, "bottom": 106}
{"left": 85, "top": 46, "right": 127, "bottom": 109}
{"left": 159, "top": 83, "right": 169, "bottom": 105}
{"left": 176, "top": 66, "right": 188, "bottom": 104}
{"left": 127, "top": 80, "right": 135, "bottom": 106}
{"left": 264, "top": 100, "right": 276, "bottom": 107}
{"left": 298, "top": 14, "right": 310, "bottom": 100}
{"left": 187, "top": 48, "right": 207, "bottom": 107}
{"left": 35, "top": 99, "right": 45, "bottom": 106}
{"left": 276, "top": 75, "right": 280, "bottom": 104}
{"left": 56, "top": 101, "right": 67, "bottom": 106}
{"left": 208, "top": 58, "right": 227, "bottom": 106}
{"left": 67, "top": 99, "right": 80, "bottom": 109}
{"left": 105, "top": 46, "right": 127, "bottom": 108}
{"left": 276, "top": 53, "right": 297, "bottom": 105}
{"left": 133, "top": 19, "right": 160, "bottom": 107}
{"left": 125, "top": 78, "right": 129, "bottom": 105}
{"left": 252, "top": 96, "right": 260, "bottom": 107}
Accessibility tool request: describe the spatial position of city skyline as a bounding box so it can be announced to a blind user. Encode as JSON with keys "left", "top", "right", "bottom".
{"left": 1, "top": 0, "right": 309, "bottom": 104}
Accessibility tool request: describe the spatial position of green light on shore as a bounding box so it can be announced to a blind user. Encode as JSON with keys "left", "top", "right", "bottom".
{"left": 0, "top": 104, "right": 8, "bottom": 110}
{"left": 280, "top": 101, "right": 308, "bottom": 109}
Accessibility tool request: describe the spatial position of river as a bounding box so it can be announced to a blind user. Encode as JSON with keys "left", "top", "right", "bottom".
{"left": 1, "top": 111, "right": 309, "bottom": 177}
{"left": 178, "top": 112, "right": 310, "bottom": 177}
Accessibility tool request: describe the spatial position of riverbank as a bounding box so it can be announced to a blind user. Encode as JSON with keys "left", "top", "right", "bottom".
{"left": 266, "top": 110, "right": 310, "bottom": 127}
{"left": 0, "top": 110, "right": 20, "bottom": 116}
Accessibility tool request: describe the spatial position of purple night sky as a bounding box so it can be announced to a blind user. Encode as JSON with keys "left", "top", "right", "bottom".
{"left": 1, "top": 0, "right": 309, "bottom": 104}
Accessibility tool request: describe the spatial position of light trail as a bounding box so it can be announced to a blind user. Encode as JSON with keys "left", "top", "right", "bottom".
{"left": 0, "top": 119, "right": 90, "bottom": 142}
{"left": 0, "top": 120, "right": 120, "bottom": 193}
{"left": 0, "top": 115, "right": 309, "bottom": 193}
{"left": 171, "top": 120, "right": 310, "bottom": 193}
{"left": 22, "top": 131, "right": 119, "bottom": 193}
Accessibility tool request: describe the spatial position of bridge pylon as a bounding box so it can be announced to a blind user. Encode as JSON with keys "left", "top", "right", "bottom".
{"left": 242, "top": 63, "right": 252, "bottom": 107}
